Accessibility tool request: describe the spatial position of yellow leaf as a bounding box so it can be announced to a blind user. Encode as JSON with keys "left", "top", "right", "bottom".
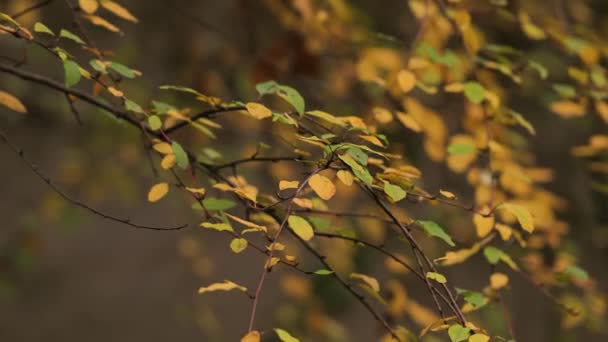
{"left": 499, "top": 203, "right": 534, "bottom": 233}
{"left": 101, "top": 0, "right": 138, "bottom": 22}
{"left": 185, "top": 187, "right": 206, "bottom": 196}
{"left": 426, "top": 271, "right": 447, "bottom": 284}
{"left": 373, "top": 106, "right": 393, "bottom": 124}
{"left": 551, "top": 101, "right": 586, "bottom": 118}
{"left": 288, "top": 215, "right": 314, "bottom": 241}
{"left": 84, "top": 15, "right": 121, "bottom": 33}
{"left": 230, "top": 238, "right": 248, "bottom": 253}
{"left": 396, "top": 112, "right": 421, "bottom": 132}
{"left": 158, "top": 154, "right": 174, "bottom": 169}
{"left": 265, "top": 256, "right": 280, "bottom": 269}
{"left": 350, "top": 273, "right": 380, "bottom": 292}
{"left": 245, "top": 102, "right": 272, "bottom": 119}
{"left": 436, "top": 243, "right": 481, "bottom": 266}
{"left": 519, "top": 12, "right": 546, "bottom": 40}
{"left": 200, "top": 222, "right": 233, "bottom": 232}
{"left": 469, "top": 333, "right": 490, "bottom": 342}
{"left": 153, "top": 142, "right": 173, "bottom": 154}
{"left": 490, "top": 272, "right": 509, "bottom": 289}
{"left": 225, "top": 213, "right": 267, "bottom": 232}
{"left": 107, "top": 86, "right": 123, "bottom": 97}
{"left": 279, "top": 180, "right": 299, "bottom": 190}
{"left": 309, "top": 174, "right": 336, "bottom": 200}
{"left": 439, "top": 189, "right": 456, "bottom": 199}
{"left": 292, "top": 198, "right": 313, "bottom": 209}
{"left": 397, "top": 69, "right": 416, "bottom": 93}
{"left": 198, "top": 280, "right": 247, "bottom": 295}
{"left": 147, "top": 182, "right": 169, "bottom": 202}
{"left": 79, "top": 0, "right": 98, "bottom": 14}
{"left": 336, "top": 170, "right": 354, "bottom": 186}
{"left": 274, "top": 328, "right": 300, "bottom": 342}
{"left": 473, "top": 213, "right": 494, "bottom": 238}
{"left": 495, "top": 223, "right": 513, "bottom": 241}
{"left": 0, "top": 90, "right": 27, "bottom": 113}
{"left": 594, "top": 100, "right": 608, "bottom": 123}
{"left": 241, "top": 330, "right": 261, "bottom": 342}
{"left": 360, "top": 135, "right": 384, "bottom": 147}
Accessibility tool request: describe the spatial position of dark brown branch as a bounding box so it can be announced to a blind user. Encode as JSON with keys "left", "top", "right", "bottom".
{"left": 0, "top": 131, "right": 188, "bottom": 231}
{"left": 361, "top": 184, "right": 467, "bottom": 325}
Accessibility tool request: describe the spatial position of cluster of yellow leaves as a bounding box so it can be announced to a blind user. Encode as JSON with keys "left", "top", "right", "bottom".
{"left": 153, "top": 142, "right": 177, "bottom": 169}
{"left": 402, "top": 97, "right": 447, "bottom": 161}
{"left": 78, "top": 0, "right": 138, "bottom": 34}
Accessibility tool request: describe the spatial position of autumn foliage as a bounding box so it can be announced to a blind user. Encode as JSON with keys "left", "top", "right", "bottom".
{"left": 1, "top": 0, "right": 607, "bottom": 341}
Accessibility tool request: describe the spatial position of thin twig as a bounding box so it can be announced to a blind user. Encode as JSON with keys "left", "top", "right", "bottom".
{"left": 0, "top": 130, "right": 188, "bottom": 231}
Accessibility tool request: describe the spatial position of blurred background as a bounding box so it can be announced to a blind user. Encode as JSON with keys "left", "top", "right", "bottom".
{"left": 1, "top": 0, "right": 607, "bottom": 341}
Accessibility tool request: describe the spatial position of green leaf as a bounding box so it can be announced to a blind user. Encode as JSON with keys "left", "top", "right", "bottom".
{"left": 456, "top": 288, "right": 487, "bottom": 309}
{"left": 288, "top": 215, "right": 314, "bottom": 241}
{"left": 483, "top": 246, "right": 518, "bottom": 270}
{"left": 591, "top": 68, "right": 606, "bottom": 87}
{"left": 314, "top": 269, "right": 334, "bottom": 275}
{"left": 255, "top": 80, "right": 279, "bottom": 95}
{"left": 552, "top": 84, "right": 577, "bottom": 99}
{"left": 148, "top": 115, "right": 162, "bottom": 130}
{"left": 192, "top": 197, "right": 236, "bottom": 211}
{"left": 528, "top": 60, "right": 549, "bottom": 79}
{"left": 277, "top": 85, "right": 305, "bottom": 114}
{"left": 339, "top": 154, "right": 373, "bottom": 185}
{"left": 448, "top": 324, "right": 471, "bottom": 342}
{"left": 447, "top": 143, "right": 476, "bottom": 155}
{"left": 124, "top": 99, "right": 144, "bottom": 113}
{"left": 416, "top": 220, "right": 455, "bottom": 247}
{"left": 159, "top": 85, "right": 202, "bottom": 96}
{"left": 171, "top": 141, "right": 189, "bottom": 169}
{"left": 565, "top": 265, "right": 589, "bottom": 281}
{"left": 306, "top": 110, "right": 346, "bottom": 127}
{"left": 426, "top": 271, "right": 447, "bottom": 283}
{"left": 34, "top": 22, "right": 54, "bottom": 36}
{"left": 89, "top": 59, "right": 107, "bottom": 73}
{"left": 483, "top": 246, "right": 502, "bottom": 264}
{"left": 0, "top": 12, "right": 21, "bottom": 27}
{"left": 152, "top": 101, "right": 175, "bottom": 114}
{"left": 384, "top": 182, "right": 406, "bottom": 202}
{"left": 200, "top": 222, "right": 233, "bottom": 232}
{"left": 463, "top": 81, "right": 486, "bottom": 104}
{"left": 229, "top": 238, "right": 248, "bottom": 253}
{"left": 346, "top": 147, "right": 368, "bottom": 166}
{"left": 108, "top": 62, "right": 135, "bottom": 79}
{"left": 274, "top": 328, "right": 300, "bottom": 342}
{"left": 509, "top": 110, "right": 536, "bottom": 135}
{"left": 255, "top": 80, "right": 305, "bottom": 114}
{"left": 63, "top": 60, "right": 81, "bottom": 87}
{"left": 59, "top": 29, "right": 85, "bottom": 44}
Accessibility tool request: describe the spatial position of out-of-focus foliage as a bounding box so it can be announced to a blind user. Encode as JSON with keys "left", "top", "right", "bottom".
{"left": 1, "top": 0, "right": 607, "bottom": 341}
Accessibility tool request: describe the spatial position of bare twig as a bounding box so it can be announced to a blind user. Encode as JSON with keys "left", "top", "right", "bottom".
{"left": 0, "top": 130, "right": 188, "bottom": 231}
